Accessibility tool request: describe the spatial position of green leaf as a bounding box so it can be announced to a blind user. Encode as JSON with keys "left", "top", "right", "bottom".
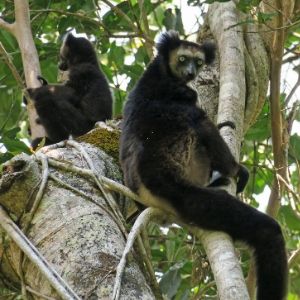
{"left": 257, "top": 12, "right": 278, "bottom": 23}
{"left": 290, "top": 134, "right": 300, "bottom": 161}
{"left": 0, "top": 152, "right": 14, "bottom": 165}
{"left": 1, "top": 137, "right": 30, "bottom": 154}
{"left": 159, "top": 263, "right": 184, "bottom": 298}
{"left": 135, "top": 46, "right": 150, "bottom": 65}
{"left": 279, "top": 205, "right": 300, "bottom": 232}
{"left": 96, "top": 35, "right": 110, "bottom": 54}
{"left": 163, "top": 8, "right": 176, "bottom": 30}
{"left": 245, "top": 115, "right": 270, "bottom": 141}
{"left": 0, "top": 30, "right": 18, "bottom": 50}
{"left": 123, "top": 64, "right": 144, "bottom": 89}
{"left": 113, "top": 89, "right": 126, "bottom": 116}
{"left": 166, "top": 239, "right": 176, "bottom": 262}
{"left": 102, "top": 1, "right": 138, "bottom": 32}
{"left": 175, "top": 8, "right": 184, "bottom": 35}
{"left": 108, "top": 42, "right": 126, "bottom": 68}
{"left": 0, "top": 89, "right": 22, "bottom": 131}
{"left": 2, "top": 127, "right": 21, "bottom": 139}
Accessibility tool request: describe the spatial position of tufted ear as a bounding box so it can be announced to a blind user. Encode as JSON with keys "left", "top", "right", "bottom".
{"left": 64, "top": 33, "right": 76, "bottom": 46}
{"left": 156, "top": 30, "right": 181, "bottom": 58}
{"left": 200, "top": 42, "right": 216, "bottom": 64}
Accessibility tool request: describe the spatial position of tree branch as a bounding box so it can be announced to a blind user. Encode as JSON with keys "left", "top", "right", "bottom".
{"left": 201, "top": 2, "right": 250, "bottom": 299}
{"left": 101, "top": 0, "right": 154, "bottom": 46}
{"left": 266, "top": 0, "right": 287, "bottom": 217}
{"left": 289, "top": 248, "right": 300, "bottom": 268}
{"left": 112, "top": 207, "right": 164, "bottom": 300}
{"left": 3, "top": 0, "right": 46, "bottom": 140}
{"left": 0, "top": 17, "right": 15, "bottom": 34}
{"left": 246, "top": 1, "right": 293, "bottom": 297}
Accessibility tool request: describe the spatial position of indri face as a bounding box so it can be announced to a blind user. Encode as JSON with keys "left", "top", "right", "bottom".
{"left": 58, "top": 34, "right": 97, "bottom": 71}
{"left": 169, "top": 45, "right": 206, "bottom": 82}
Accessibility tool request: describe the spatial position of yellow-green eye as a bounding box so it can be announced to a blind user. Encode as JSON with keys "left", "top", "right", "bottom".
{"left": 178, "top": 56, "right": 186, "bottom": 62}
{"left": 197, "top": 59, "right": 203, "bottom": 66}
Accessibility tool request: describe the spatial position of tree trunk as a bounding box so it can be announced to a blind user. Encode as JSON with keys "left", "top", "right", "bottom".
{"left": 0, "top": 139, "right": 155, "bottom": 299}
{"left": 193, "top": 1, "right": 270, "bottom": 299}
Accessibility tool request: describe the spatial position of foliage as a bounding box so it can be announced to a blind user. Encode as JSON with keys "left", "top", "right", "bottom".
{"left": 0, "top": 0, "right": 300, "bottom": 299}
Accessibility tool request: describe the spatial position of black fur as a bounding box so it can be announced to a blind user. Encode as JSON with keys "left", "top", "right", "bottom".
{"left": 156, "top": 30, "right": 215, "bottom": 64}
{"left": 217, "top": 120, "right": 236, "bottom": 130}
{"left": 120, "top": 31, "right": 287, "bottom": 300}
{"left": 27, "top": 33, "right": 112, "bottom": 146}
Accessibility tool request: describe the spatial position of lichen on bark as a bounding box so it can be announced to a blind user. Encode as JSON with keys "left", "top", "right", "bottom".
{"left": 0, "top": 139, "right": 155, "bottom": 299}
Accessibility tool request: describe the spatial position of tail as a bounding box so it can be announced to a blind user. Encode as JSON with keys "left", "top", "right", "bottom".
{"left": 140, "top": 168, "right": 288, "bottom": 300}
{"left": 250, "top": 221, "right": 288, "bottom": 300}
{"left": 236, "top": 164, "right": 249, "bottom": 193}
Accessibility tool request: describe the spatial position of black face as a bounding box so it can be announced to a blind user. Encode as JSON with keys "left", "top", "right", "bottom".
{"left": 176, "top": 54, "right": 204, "bottom": 82}
{"left": 58, "top": 34, "right": 97, "bottom": 71}
{"left": 169, "top": 46, "right": 206, "bottom": 82}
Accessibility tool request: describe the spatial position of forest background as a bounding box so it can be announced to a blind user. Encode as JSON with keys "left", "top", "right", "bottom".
{"left": 0, "top": 0, "right": 299, "bottom": 299}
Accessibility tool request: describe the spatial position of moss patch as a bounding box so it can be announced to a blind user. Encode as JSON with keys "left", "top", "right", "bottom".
{"left": 76, "top": 127, "right": 120, "bottom": 163}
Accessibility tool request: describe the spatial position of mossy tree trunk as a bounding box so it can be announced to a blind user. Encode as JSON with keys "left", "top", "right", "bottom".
{"left": 0, "top": 137, "right": 155, "bottom": 299}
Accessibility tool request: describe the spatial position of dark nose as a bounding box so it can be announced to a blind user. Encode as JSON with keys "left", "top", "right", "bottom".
{"left": 187, "top": 72, "right": 195, "bottom": 80}
{"left": 58, "top": 61, "right": 68, "bottom": 71}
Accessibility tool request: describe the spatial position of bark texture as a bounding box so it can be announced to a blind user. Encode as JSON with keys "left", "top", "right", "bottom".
{"left": 194, "top": 2, "right": 250, "bottom": 299}
{"left": 0, "top": 140, "right": 155, "bottom": 299}
{"left": 193, "top": 1, "right": 269, "bottom": 299}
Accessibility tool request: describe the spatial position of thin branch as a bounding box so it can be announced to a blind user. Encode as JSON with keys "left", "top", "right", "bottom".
{"left": 235, "top": 21, "right": 299, "bottom": 33}
{"left": 65, "top": 140, "right": 127, "bottom": 231}
{"left": 101, "top": 0, "right": 139, "bottom": 33}
{"left": 261, "top": 0, "right": 293, "bottom": 25}
{"left": 286, "top": 101, "right": 299, "bottom": 134}
{"left": 23, "top": 153, "right": 49, "bottom": 232}
{"left": 282, "top": 55, "right": 300, "bottom": 64}
{"left": 136, "top": 234, "right": 163, "bottom": 300}
{"left": 31, "top": 9, "right": 108, "bottom": 30}
{"left": 105, "top": 33, "right": 142, "bottom": 38}
{"left": 18, "top": 153, "right": 48, "bottom": 299}
{"left": 101, "top": 0, "right": 154, "bottom": 45}
{"left": 276, "top": 173, "right": 300, "bottom": 202}
{"left": 266, "top": 0, "right": 287, "bottom": 217}
{"left": 45, "top": 156, "right": 141, "bottom": 204}
{"left": 30, "top": 8, "right": 144, "bottom": 40}
{"left": 112, "top": 207, "right": 164, "bottom": 300}
{"left": 0, "top": 42, "right": 24, "bottom": 90}
{"left": 26, "top": 286, "right": 57, "bottom": 300}
{"left": 283, "top": 43, "right": 300, "bottom": 57}
{"left": 288, "top": 248, "right": 300, "bottom": 268}
{"left": 247, "top": 2, "right": 288, "bottom": 296}
{"left": 137, "top": 0, "right": 153, "bottom": 58}
{"left": 0, "top": 17, "right": 15, "bottom": 34}
{"left": 136, "top": 0, "right": 164, "bottom": 31}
